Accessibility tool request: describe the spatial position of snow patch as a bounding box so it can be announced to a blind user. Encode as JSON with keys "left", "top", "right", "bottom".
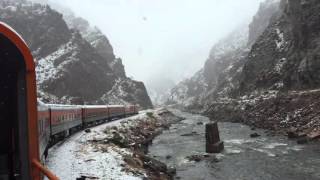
{"left": 36, "top": 42, "right": 76, "bottom": 84}
{"left": 275, "top": 28, "right": 286, "bottom": 51}
{"left": 274, "top": 58, "right": 286, "bottom": 73}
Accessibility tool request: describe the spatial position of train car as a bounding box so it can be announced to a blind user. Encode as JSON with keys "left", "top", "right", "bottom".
{"left": 49, "top": 104, "right": 82, "bottom": 139}
{"left": 134, "top": 105, "right": 139, "bottom": 114}
{"left": 0, "top": 22, "right": 58, "bottom": 179}
{"left": 124, "top": 105, "right": 137, "bottom": 116}
{"left": 108, "top": 105, "right": 125, "bottom": 119}
{"left": 37, "top": 101, "right": 50, "bottom": 160}
{"left": 82, "top": 105, "right": 109, "bottom": 125}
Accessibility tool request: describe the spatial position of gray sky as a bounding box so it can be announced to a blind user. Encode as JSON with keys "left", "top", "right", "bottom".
{"left": 53, "top": 0, "right": 263, "bottom": 85}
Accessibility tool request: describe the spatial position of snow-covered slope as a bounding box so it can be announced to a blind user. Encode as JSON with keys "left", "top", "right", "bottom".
{"left": 167, "top": 69, "right": 207, "bottom": 110}
{"left": 167, "top": 24, "right": 249, "bottom": 110}
{"left": 0, "top": 0, "right": 153, "bottom": 108}
{"left": 167, "top": 0, "right": 281, "bottom": 111}
{"left": 169, "top": 0, "right": 320, "bottom": 138}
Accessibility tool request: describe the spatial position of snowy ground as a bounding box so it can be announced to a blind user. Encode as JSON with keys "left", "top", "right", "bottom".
{"left": 45, "top": 111, "right": 153, "bottom": 180}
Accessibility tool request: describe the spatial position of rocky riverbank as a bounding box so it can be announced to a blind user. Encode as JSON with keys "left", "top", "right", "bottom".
{"left": 46, "top": 108, "right": 183, "bottom": 180}
{"left": 204, "top": 89, "right": 320, "bottom": 144}
{"left": 85, "top": 108, "right": 183, "bottom": 179}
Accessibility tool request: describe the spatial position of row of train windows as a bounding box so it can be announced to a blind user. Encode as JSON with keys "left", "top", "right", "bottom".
{"left": 57, "top": 113, "right": 80, "bottom": 122}
{"left": 86, "top": 110, "right": 124, "bottom": 117}
{"left": 87, "top": 111, "right": 108, "bottom": 117}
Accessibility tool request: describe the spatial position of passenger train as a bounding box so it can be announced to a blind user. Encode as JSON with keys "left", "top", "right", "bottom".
{"left": 0, "top": 22, "right": 138, "bottom": 180}
{"left": 37, "top": 103, "right": 138, "bottom": 160}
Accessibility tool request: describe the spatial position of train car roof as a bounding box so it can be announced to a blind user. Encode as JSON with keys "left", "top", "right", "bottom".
{"left": 82, "top": 105, "right": 108, "bottom": 109}
{"left": 107, "top": 105, "right": 125, "bottom": 108}
{"left": 37, "top": 100, "right": 49, "bottom": 110}
{"left": 48, "top": 104, "right": 82, "bottom": 110}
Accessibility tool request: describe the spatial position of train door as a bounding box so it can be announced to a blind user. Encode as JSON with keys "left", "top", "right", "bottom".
{"left": 0, "top": 22, "right": 58, "bottom": 180}
{"left": 0, "top": 31, "right": 31, "bottom": 179}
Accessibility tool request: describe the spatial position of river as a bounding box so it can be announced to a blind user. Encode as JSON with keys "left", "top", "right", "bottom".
{"left": 149, "top": 109, "right": 320, "bottom": 180}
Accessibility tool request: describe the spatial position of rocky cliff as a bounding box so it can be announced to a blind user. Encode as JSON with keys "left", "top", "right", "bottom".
{"left": 168, "top": 0, "right": 281, "bottom": 110}
{"left": 167, "top": 23, "right": 250, "bottom": 111}
{"left": 171, "top": 0, "right": 320, "bottom": 138}
{"left": 0, "top": 0, "right": 153, "bottom": 108}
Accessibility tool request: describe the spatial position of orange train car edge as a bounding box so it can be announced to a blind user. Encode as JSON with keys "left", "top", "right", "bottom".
{"left": 0, "top": 22, "right": 58, "bottom": 180}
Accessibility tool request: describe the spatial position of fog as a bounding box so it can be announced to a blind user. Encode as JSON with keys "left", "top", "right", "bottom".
{"left": 52, "top": 0, "right": 263, "bottom": 90}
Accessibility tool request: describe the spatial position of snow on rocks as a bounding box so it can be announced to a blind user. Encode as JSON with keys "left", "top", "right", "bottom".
{"left": 36, "top": 41, "right": 76, "bottom": 84}
{"left": 206, "top": 88, "right": 320, "bottom": 144}
{"left": 275, "top": 28, "right": 287, "bottom": 52}
{"left": 46, "top": 108, "right": 183, "bottom": 180}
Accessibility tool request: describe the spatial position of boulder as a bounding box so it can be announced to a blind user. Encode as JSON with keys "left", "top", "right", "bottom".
{"left": 250, "top": 133, "right": 261, "bottom": 138}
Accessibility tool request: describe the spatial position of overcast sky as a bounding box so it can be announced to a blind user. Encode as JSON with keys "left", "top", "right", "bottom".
{"left": 52, "top": 0, "right": 263, "bottom": 86}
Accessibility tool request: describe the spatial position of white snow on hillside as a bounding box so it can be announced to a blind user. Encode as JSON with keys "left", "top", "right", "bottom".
{"left": 209, "top": 24, "right": 248, "bottom": 59}
{"left": 36, "top": 41, "right": 76, "bottom": 84}
{"left": 45, "top": 112, "right": 154, "bottom": 180}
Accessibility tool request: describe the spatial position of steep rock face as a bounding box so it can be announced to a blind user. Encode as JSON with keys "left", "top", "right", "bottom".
{"left": 146, "top": 77, "right": 175, "bottom": 107}
{"left": 38, "top": 31, "right": 116, "bottom": 102}
{"left": 248, "top": 0, "right": 281, "bottom": 46}
{"left": 168, "top": 0, "right": 281, "bottom": 112}
{"left": 100, "top": 78, "right": 153, "bottom": 109}
{"left": 204, "top": 25, "right": 248, "bottom": 90}
{"left": 167, "top": 69, "right": 207, "bottom": 109}
{"left": 204, "top": 0, "right": 320, "bottom": 137}
{"left": 45, "top": 3, "right": 126, "bottom": 78}
{"left": 167, "top": 24, "right": 249, "bottom": 110}
{"left": 0, "top": 2, "right": 71, "bottom": 59}
{"left": 239, "top": 0, "right": 320, "bottom": 94}
{"left": 0, "top": 0, "right": 152, "bottom": 108}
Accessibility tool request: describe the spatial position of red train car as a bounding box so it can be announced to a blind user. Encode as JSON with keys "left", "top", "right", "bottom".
{"left": 108, "top": 105, "right": 125, "bottom": 119}
{"left": 49, "top": 105, "right": 82, "bottom": 138}
{"left": 125, "top": 105, "right": 137, "bottom": 116}
{"left": 82, "top": 105, "right": 109, "bottom": 125}
{"left": 37, "top": 102, "right": 50, "bottom": 160}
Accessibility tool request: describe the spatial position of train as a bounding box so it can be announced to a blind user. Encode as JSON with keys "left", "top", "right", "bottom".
{"left": 37, "top": 102, "right": 138, "bottom": 160}
{"left": 0, "top": 22, "right": 138, "bottom": 180}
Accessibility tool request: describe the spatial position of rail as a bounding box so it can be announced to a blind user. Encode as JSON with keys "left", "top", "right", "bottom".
{"left": 32, "top": 159, "right": 59, "bottom": 180}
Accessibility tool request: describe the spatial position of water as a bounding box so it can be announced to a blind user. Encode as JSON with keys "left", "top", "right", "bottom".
{"left": 149, "top": 109, "right": 320, "bottom": 180}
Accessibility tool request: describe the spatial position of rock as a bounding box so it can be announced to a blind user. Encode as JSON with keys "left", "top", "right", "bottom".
{"left": 203, "top": 154, "right": 210, "bottom": 158}
{"left": 124, "top": 155, "right": 141, "bottom": 168}
{"left": 166, "top": 155, "right": 172, "bottom": 159}
{"left": 109, "top": 132, "right": 129, "bottom": 148}
{"left": 209, "top": 156, "right": 220, "bottom": 163}
{"left": 167, "top": 166, "right": 176, "bottom": 176}
{"left": 186, "top": 154, "right": 213, "bottom": 162}
{"left": 76, "top": 175, "right": 99, "bottom": 180}
{"left": 138, "top": 153, "right": 167, "bottom": 173}
{"left": 250, "top": 133, "right": 261, "bottom": 138}
{"left": 206, "top": 122, "right": 224, "bottom": 153}
{"left": 287, "top": 128, "right": 299, "bottom": 138}
{"left": 307, "top": 130, "right": 320, "bottom": 140}
{"left": 297, "top": 137, "right": 309, "bottom": 144}
{"left": 206, "top": 141, "right": 224, "bottom": 153}
{"left": 181, "top": 132, "right": 198, "bottom": 136}
{"left": 187, "top": 155, "right": 202, "bottom": 162}
{"left": 84, "top": 128, "right": 91, "bottom": 133}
